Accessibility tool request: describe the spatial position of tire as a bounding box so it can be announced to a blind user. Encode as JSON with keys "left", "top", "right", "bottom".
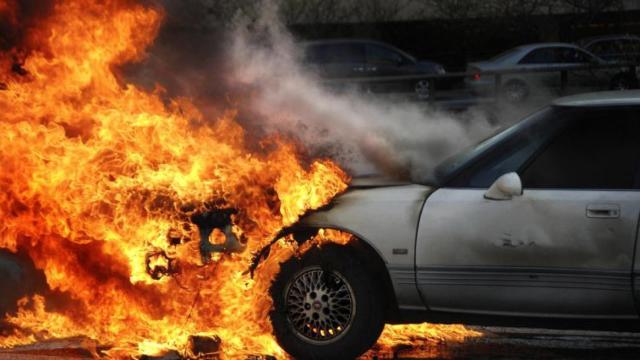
{"left": 269, "top": 244, "right": 385, "bottom": 360}
{"left": 610, "top": 74, "right": 637, "bottom": 91}
{"left": 502, "top": 79, "right": 529, "bottom": 103}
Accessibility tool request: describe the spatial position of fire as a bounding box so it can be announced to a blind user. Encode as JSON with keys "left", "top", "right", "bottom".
{"left": 0, "top": 0, "right": 480, "bottom": 358}
{"left": 0, "top": 0, "right": 347, "bottom": 357}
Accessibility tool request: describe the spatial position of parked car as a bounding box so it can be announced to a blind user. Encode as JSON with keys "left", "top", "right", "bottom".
{"left": 466, "top": 43, "right": 637, "bottom": 102}
{"left": 302, "top": 39, "right": 446, "bottom": 100}
{"left": 267, "top": 91, "right": 640, "bottom": 359}
{"left": 577, "top": 34, "right": 640, "bottom": 63}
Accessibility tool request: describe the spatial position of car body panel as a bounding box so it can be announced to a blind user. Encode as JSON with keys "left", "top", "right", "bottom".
{"left": 300, "top": 184, "right": 433, "bottom": 310}
{"left": 416, "top": 188, "right": 640, "bottom": 318}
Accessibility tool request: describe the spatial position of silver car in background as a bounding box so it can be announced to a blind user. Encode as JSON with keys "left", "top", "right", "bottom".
{"left": 578, "top": 34, "right": 640, "bottom": 63}
{"left": 268, "top": 91, "right": 640, "bottom": 359}
{"left": 466, "top": 43, "right": 636, "bottom": 102}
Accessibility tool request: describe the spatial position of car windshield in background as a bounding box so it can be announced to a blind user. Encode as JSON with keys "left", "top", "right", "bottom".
{"left": 490, "top": 48, "right": 520, "bottom": 62}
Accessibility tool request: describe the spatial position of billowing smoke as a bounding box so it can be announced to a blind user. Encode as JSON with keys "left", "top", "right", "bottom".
{"left": 225, "top": 3, "right": 497, "bottom": 181}
{"left": 127, "top": 0, "right": 501, "bottom": 182}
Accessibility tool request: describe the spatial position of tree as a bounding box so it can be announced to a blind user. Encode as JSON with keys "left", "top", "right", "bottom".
{"left": 561, "top": 0, "right": 624, "bottom": 14}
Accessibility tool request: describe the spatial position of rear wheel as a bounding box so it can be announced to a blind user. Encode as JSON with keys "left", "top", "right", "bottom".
{"left": 270, "top": 244, "right": 385, "bottom": 360}
{"left": 502, "top": 79, "right": 529, "bottom": 103}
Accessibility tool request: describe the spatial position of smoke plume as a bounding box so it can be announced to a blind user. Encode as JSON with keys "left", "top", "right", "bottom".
{"left": 128, "top": 1, "right": 501, "bottom": 182}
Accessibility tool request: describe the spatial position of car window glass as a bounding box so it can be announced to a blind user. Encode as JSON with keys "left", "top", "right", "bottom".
{"left": 589, "top": 41, "right": 615, "bottom": 57}
{"left": 324, "top": 43, "right": 365, "bottom": 64}
{"left": 441, "top": 107, "right": 569, "bottom": 188}
{"left": 366, "top": 44, "right": 404, "bottom": 65}
{"left": 519, "top": 48, "right": 557, "bottom": 64}
{"left": 558, "top": 47, "right": 590, "bottom": 63}
{"left": 304, "top": 43, "right": 365, "bottom": 64}
{"left": 304, "top": 44, "right": 328, "bottom": 64}
{"left": 521, "top": 110, "right": 640, "bottom": 189}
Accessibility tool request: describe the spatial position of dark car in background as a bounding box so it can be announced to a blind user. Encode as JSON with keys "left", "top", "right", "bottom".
{"left": 302, "top": 39, "right": 446, "bottom": 100}
{"left": 577, "top": 34, "right": 640, "bottom": 63}
{"left": 466, "top": 43, "right": 637, "bottom": 102}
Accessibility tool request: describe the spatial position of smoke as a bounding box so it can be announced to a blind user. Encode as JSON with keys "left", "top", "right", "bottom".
{"left": 125, "top": 0, "right": 504, "bottom": 182}
{"left": 223, "top": 2, "right": 497, "bottom": 182}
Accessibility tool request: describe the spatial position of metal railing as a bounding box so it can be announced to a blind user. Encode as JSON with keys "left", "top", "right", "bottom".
{"left": 321, "top": 62, "right": 639, "bottom": 103}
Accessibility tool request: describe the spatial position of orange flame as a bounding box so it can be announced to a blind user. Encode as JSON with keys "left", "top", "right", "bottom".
{"left": 0, "top": 0, "right": 348, "bottom": 357}
{"left": 0, "top": 1, "right": 480, "bottom": 358}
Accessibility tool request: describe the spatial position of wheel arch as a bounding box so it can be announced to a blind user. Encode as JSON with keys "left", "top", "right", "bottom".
{"left": 277, "top": 225, "right": 401, "bottom": 322}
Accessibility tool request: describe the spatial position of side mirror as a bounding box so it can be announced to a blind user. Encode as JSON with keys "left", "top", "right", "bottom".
{"left": 484, "top": 172, "right": 522, "bottom": 200}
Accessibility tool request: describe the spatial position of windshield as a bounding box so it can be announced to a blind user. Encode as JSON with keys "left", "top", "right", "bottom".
{"left": 489, "top": 47, "right": 521, "bottom": 62}
{"left": 428, "top": 106, "right": 560, "bottom": 185}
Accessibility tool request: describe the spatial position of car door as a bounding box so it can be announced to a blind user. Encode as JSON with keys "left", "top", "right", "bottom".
{"left": 516, "top": 47, "right": 561, "bottom": 93}
{"left": 416, "top": 107, "right": 640, "bottom": 318}
{"left": 559, "top": 47, "right": 609, "bottom": 93}
{"left": 364, "top": 43, "right": 416, "bottom": 94}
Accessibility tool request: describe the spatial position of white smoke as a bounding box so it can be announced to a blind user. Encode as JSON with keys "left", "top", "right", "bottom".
{"left": 226, "top": 2, "right": 500, "bottom": 182}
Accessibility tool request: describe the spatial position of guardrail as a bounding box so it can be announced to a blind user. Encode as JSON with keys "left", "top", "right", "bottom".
{"left": 321, "top": 62, "right": 639, "bottom": 103}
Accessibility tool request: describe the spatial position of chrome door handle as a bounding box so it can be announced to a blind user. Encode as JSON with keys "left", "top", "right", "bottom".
{"left": 586, "top": 204, "right": 620, "bottom": 218}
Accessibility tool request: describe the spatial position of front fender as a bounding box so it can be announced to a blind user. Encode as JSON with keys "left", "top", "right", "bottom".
{"left": 300, "top": 184, "right": 432, "bottom": 266}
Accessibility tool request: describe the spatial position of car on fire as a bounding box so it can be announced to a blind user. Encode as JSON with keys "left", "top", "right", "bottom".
{"left": 265, "top": 91, "right": 640, "bottom": 359}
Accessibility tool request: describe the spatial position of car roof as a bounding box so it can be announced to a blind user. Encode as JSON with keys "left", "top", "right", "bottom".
{"left": 516, "top": 42, "right": 583, "bottom": 51}
{"left": 301, "top": 38, "right": 391, "bottom": 47}
{"left": 578, "top": 34, "right": 640, "bottom": 46}
{"left": 553, "top": 90, "right": 640, "bottom": 107}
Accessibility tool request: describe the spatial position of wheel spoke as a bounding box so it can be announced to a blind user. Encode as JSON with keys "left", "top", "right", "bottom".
{"left": 285, "top": 267, "right": 355, "bottom": 343}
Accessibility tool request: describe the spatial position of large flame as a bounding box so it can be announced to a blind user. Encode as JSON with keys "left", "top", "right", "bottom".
{"left": 0, "top": 0, "right": 348, "bottom": 357}
{"left": 0, "top": 0, "right": 480, "bottom": 358}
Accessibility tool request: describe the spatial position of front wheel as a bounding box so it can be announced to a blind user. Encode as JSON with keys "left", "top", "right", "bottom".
{"left": 270, "top": 244, "right": 385, "bottom": 360}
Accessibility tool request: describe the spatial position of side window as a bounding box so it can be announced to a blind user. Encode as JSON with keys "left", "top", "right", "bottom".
{"left": 521, "top": 111, "right": 640, "bottom": 189}
{"left": 305, "top": 45, "right": 328, "bottom": 64}
{"left": 323, "top": 43, "right": 365, "bottom": 64}
{"left": 519, "top": 48, "right": 557, "bottom": 64}
{"left": 366, "top": 45, "right": 405, "bottom": 65}
{"left": 558, "top": 48, "right": 591, "bottom": 63}
{"left": 464, "top": 121, "right": 558, "bottom": 188}
{"left": 445, "top": 107, "right": 569, "bottom": 188}
{"left": 588, "top": 41, "right": 614, "bottom": 58}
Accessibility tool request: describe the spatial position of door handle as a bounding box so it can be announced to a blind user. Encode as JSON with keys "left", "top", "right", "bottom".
{"left": 586, "top": 204, "right": 620, "bottom": 218}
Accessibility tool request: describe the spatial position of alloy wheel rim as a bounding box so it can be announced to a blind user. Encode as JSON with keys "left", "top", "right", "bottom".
{"left": 285, "top": 267, "right": 356, "bottom": 344}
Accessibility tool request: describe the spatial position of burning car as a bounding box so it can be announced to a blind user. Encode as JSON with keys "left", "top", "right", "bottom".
{"left": 262, "top": 90, "right": 640, "bottom": 359}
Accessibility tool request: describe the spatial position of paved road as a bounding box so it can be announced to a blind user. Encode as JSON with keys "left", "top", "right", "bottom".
{"left": 2, "top": 327, "right": 640, "bottom": 359}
